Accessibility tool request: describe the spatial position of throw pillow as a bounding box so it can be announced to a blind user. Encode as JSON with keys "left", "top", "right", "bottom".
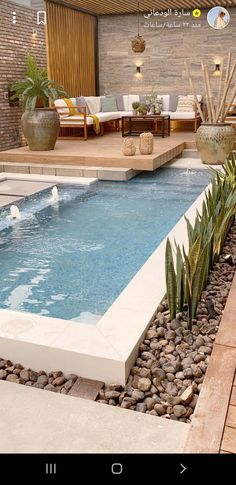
{"left": 169, "top": 93, "right": 179, "bottom": 112}
{"left": 177, "top": 96, "right": 195, "bottom": 112}
{"left": 76, "top": 96, "right": 88, "bottom": 114}
{"left": 101, "top": 96, "right": 118, "bottom": 112}
{"left": 139, "top": 95, "right": 146, "bottom": 105}
{"left": 85, "top": 96, "right": 101, "bottom": 115}
{"left": 115, "top": 95, "right": 125, "bottom": 111}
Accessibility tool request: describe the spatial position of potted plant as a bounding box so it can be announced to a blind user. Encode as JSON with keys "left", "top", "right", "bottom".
{"left": 185, "top": 56, "right": 235, "bottom": 165}
{"left": 137, "top": 103, "right": 148, "bottom": 115}
{"left": 11, "top": 54, "right": 67, "bottom": 151}
{"left": 146, "top": 88, "right": 162, "bottom": 114}
{"left": 132, "top": 101, "right": 140, "bottom": 115}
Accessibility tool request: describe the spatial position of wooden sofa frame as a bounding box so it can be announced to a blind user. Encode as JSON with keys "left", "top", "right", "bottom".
{"left": 54, "top": 105, "right": 120, "bottom": 140}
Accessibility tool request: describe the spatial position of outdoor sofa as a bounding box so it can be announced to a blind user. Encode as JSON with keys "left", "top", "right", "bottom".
{"left": 54, "top": 94, "right": 202, "bottom": 140}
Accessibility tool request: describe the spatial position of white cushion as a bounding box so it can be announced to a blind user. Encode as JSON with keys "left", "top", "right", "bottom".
{"left": 54, "top": 99, "right": 70, "bottom": 116}
{"left": 95, "top": 112, "right": 120, "bottom": 122}
{"left": 171, "top": 111, "right": 196, "bottom": 120}
{"left": 127, "top": 95, "right": 140, "bottom": 111}
{"left": 123, "top": 95, "right": 130, "bottom": 111}
{"left": 161, "top": 111, "right": 196, "bottom": 119}
{"left": 60, "top": 115, "right": 93, "bottom": 125}
{"left": 84, "top": 96, "right": 101, "bottom": 114}
{"left": 123, "top": 95, "right": 140, "bottom": 111}
{"left": 117, "top": 111, "right": 133, "bottom": 117}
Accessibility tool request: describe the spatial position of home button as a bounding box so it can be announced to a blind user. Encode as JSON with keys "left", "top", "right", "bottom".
{"left": 111, "top": 463, "right": 123, "bottom": 475}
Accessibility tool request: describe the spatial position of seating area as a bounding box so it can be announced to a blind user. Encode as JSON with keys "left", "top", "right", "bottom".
{"left": 54, "top": 94, "right": 202, "bottom": 140}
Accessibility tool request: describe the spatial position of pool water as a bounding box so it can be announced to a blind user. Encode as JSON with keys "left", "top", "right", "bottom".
{"left": 0, "top": 168, "right": 210, "bottom": 323}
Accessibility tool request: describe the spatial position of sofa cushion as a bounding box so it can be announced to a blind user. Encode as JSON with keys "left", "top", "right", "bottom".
{"left": 161, "top": 111, "right": 196, "bottom": 119}
{"left": 159, "top": 95, "right": 170, "bottom": 111}
{"left": 75, "top": 96, "right": 88, "bottom": 113}
{"left": 115, "top": 110, "right": 133, "bottom": 117}
{"left": 84, "top": 96, "right": 101, "bottom": 114}
{"left": 172, "top": 111, "right": 196, "bottom": 119}
{"left": 139, "top": 95, "right": 146, "bottom": 105}
{"left": 95, "top": 111, "right": 120, "bottom": 122}
{"left": 123, "top": 95, "right": 140, "bottom": 111}
{"left": 108, "top": 95, "right": 125, "bottom": 111}
{"left": 101, "top": 96, "right": 118, "bottom": 112}
{"left": 60, "top": 115, "right": 94, "bottom": 125}
{"left": 177, "top": 96, "right": 195, "bottom": 112}
{"left": 169, "top": 93, "right": 179, "bottom": 112}
{"left": 54, "top": 98, "right": 70, "bottom": 117}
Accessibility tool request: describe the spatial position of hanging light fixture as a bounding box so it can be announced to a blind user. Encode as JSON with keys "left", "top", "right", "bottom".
{"left": 131, "top": 2, "right": 146, "bottom": 54}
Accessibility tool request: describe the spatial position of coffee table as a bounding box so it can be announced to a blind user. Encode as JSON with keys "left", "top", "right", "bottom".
{"left": 121, "top": 114, "right": 170, "bottom": 138}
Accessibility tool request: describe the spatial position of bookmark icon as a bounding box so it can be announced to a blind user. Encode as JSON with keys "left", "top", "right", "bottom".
{"left": 37, "top": 11, "right": 46, "bottom": 25}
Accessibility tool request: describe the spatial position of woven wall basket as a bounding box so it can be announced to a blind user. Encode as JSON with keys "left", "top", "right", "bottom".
{"left": 131, "top": 34, "right": 146, "bottom": 53}
{"left": 122, "top": 138, "right": 136, "bottom": 156}
{"left": 139, "top": 132, "right": 154, "bottom": 154}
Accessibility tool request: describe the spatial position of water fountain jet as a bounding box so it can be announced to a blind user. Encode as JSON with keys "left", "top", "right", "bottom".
{"left": 51, "top": 186, "right": 59, "bottom": 203}
{"left": 9, "top": 205, "right": 21, "bottom": 219}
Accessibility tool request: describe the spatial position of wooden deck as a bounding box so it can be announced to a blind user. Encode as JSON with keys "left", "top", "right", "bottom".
{"left": 184, "top": 274, "right": 236, "bottom": 454}
{"left": 0, "top": 132, "right": 196, "bottom": 172}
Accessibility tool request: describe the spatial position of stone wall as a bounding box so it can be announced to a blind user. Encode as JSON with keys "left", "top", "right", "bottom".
{"left": 98, "top": 8, "right": 236, "bottom": 97}
{"left": 0, "top": 0, "right": 46, "bottom": 151}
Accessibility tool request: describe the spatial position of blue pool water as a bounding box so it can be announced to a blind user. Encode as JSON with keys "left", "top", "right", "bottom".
{"left": 0, "top": 168, "right": 210, "bottom": 323}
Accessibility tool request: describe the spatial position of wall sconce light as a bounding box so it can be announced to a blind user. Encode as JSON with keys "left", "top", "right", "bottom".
{"left": 32, "top": 29, "right": 37, "bottom": 37}
{"left": 213, "top": 63, "right": 221, "bottom": 76}
{"left": 135, "top": 64, "right": 143, "bottom": 79}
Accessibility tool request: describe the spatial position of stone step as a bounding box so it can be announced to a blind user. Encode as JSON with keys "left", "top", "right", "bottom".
{"left": 68, "top": 377, "right": 104, "bottom": 400}
{"left": 181, "top": 149, "right": 200, "bottom": 159}
{"left": 0, "top": 380, "right": 189, "bottom": 453}
{"left": 0, "top": 162, "right": 140, "bottom": 181}
{"left": 182, "top": 148, "right": 236, "bottom": 159}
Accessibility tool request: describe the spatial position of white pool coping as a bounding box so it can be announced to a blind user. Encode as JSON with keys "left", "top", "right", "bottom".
{"left": 0, "top": 168, "right": 211, "bottom": 384}
{"left": 0, "top": 172, "right": 97, "bottom": 186}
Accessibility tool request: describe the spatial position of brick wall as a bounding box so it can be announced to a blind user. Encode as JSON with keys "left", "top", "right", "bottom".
{"left": 0, "top": 0, "right": 46, "bottom": 151}
{"left": 98, "top": 8, "right": 236, "bottom": 97}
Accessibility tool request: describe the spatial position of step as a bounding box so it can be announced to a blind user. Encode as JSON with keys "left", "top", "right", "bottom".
{"left": 182, "top": 149, "right": 200, "bottom": 159}
{"left": 0, "top": 380, "right": 189, "bottom": 453}
{"left": 0, "top": 163, "right": 140, "bottom": 181}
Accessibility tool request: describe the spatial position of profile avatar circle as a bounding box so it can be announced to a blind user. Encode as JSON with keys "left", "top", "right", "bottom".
{"left": 207, "top": 6, "right": 230, "bottom": 29}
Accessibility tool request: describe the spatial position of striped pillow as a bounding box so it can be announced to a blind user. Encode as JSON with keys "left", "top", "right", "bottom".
{"left": 177, "top": 96, "right": 195, "bottom": 112}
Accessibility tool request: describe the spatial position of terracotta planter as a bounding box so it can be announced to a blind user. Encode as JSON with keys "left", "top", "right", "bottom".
{"left": 196, "top": 122, "right": 235, "bottom": 165}
{"left": 21, "top": 108, "right": 60, "bottom": 151}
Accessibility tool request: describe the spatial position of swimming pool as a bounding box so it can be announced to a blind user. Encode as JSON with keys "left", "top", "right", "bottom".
{"left": 0, "top": 168, "right": 210, "bottom": 323}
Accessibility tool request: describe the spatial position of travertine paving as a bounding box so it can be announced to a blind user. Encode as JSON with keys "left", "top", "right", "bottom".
{"left": 0, "top": 380, "right": 188, "bottom": 453}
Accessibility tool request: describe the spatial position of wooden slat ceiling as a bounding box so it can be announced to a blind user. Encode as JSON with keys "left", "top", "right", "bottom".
{"left": 52, "top": 0, "right": 236, "bottom": 16}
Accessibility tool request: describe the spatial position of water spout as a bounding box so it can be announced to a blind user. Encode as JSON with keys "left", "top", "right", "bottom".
{"left": 51, "top": 186, "right": 59, "bottom": 203}
{"left": 9, "top": 205, "right": 21, "bottom": 219}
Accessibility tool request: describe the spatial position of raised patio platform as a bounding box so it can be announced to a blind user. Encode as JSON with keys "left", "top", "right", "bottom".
{"left": 0, "top": 132, "right": 193, "bottom": 172}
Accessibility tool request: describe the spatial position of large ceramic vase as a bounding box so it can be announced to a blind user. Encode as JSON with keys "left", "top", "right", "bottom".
{"left": 21, "top": 108, "right": 60, "bottom": 151}
{"left": 196, "top": 122, "right": 235, "bottom": 165}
